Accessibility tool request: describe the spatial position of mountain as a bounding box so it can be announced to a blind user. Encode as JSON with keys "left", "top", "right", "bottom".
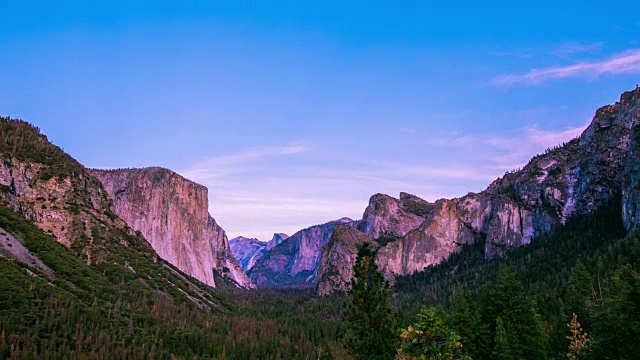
{"left": 229, "top": 236, "right": 267, "bottom": 271}
{"left": 247, "top": 217, "right": 355, "bottom": 287}
{"left": 314, "top": 192, "right": 432, "bottom": 295}
{"left": 229, "top": 233, "right": 290, "bottom": 271}
{"left": 89, "top": 167, "right": 253, "bottom": 289}
{"left": 267, "top": 232, "right": 289, "bottom": 250}
{"left": 0, "top": 117, "right": 242, "bottom": 356}
{"left": 255, "top": 192, "right": 431, "bottom": 292}
{"left": 357, "top": 192, "right": 432, "bottom": 240}
{"left": 315, "top": 224, "right": 376, "bottom": 296}
{"left": 316, "top": 87, "right": 640, "bottom": 295}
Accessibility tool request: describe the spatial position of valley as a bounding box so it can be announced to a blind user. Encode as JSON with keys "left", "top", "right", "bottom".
{"left": 0, "top": 88, "right": 639, "bottom": 358}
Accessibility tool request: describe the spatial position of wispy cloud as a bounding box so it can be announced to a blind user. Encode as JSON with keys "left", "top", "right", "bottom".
{"left": 492, "top": 49, "right": 640, "bottom": 86}
{"left": 551, "top": 41, "right": 603, "bottom": 58}
{"left": 489, "top": 50, "right": 533, "bottom": 59}
{"left": 435, "top": 122, "right": 588, "bottom": 173}
{"left": 176, "top": 123, "right": 588, "bottom": 240}
{"left": 180, "top": 142, "right": 309, "bottom": 182}
{"left": 524, "top": 124, "right": 586, "bottom": 148}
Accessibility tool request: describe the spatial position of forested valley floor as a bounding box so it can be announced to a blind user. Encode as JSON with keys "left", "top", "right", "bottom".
{"left": 2, "top": 193, "right": 639, "bottom": 359}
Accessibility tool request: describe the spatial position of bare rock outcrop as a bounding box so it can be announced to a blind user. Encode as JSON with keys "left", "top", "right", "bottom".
{"left": 316, "top": 87, "right": 640, "bottom": 295}
{"left": 229, "top": 236, "right": 267, "bottom": 271}
{"left": 315, "top": 225, "right": 375, "bottom": 296}
{"left": 0, "top": 122, "right": 137, "bottom": 273}
{"left": 89, "top": 167, "right": 254, "bottom": 289}
{"left": 357, "top": 193, "right": 431, "bottom": 239}
{"left": 248, "top": 218, "right": 354, "bottom": 287}
{"left": 267, "top": 233, "right": 289, "bottom": 251}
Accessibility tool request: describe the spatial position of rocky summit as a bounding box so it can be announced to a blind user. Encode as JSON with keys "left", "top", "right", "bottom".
{"left": 0, "top": 120, "right": 128, "bottom": 255}
{"left": 229, "top": 233, "right": 289, "bottom": 272}
{"left": 0, "top": 118, "right": 228, "bottom": 311}
{"left": 247, "top": 217, "right": 355, "bottom": 287}
{"left": 315, "top": 87, "right": 640, "bottom": 295}
{"left": 357, "top": 192, "right": 432, "bottom": 240}
{"left": 229, "top": 236, "right": 267, "bottom": 271}
{"left": 267, "top": 232, "right": 289, "bottom": 251}
{"left": 315, "top": 224, "right": 376, "bottom": 296}
{"left": 90, "top": 167, "right": 254, "bottom": 289}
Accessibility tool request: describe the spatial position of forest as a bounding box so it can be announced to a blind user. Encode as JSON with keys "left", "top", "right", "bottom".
{"left": 1, "top": 116, "right": 639, "bottom": 359}
{"left": 1, "top": 190, "right": 639, "bottom": 359}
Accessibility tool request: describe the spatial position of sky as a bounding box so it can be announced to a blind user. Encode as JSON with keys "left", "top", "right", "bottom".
{"left": 1, "top": 1, "right": 640, "bottom": 240}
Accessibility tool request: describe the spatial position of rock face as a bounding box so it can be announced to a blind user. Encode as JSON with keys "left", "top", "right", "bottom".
{"left": 0, "top": 118, "right": 232, "bottom": 311}
{"left": 89, "top": 167, "right": 254, "bottom": 289}
{"left": 377, "top": 88, "right": 639, "bottom": 279}
{"left": 315, "top": 225, "right": 375, "bottom": 296}
{"left": 248, "top": 218, "right": 354, "bottom": 287}
{"left": 230, "top": 233, "right": 290, "bottom": 272}
{"left": 0, "top": 121, "right": 136, "bottom": 269}
{"left": 619, "top": 90, "right": 640, "bottom": 231}
{"left": 267, "top": 233, "right": 289, "bottom": 251}
{"left": 229, "top": 236, "right": 267, "bottom": 271}
{"left": 0, "top": 225, "right": 56, "bottom": 279}
{"left": 357, "top": 193, "right": 431, "bottom": 239}
{"left": 312, "top": 192, "right": 433, "bottom": 293}
{"left": 315, "top": 87, "right": 640, "bottom": 295}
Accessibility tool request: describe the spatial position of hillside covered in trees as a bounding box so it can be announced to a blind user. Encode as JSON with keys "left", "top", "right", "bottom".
{"left": 1, "top": 98, "right": 640, "bottom": 359}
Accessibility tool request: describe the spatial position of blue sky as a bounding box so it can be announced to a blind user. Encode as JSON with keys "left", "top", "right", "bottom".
{"left": 1, "top": 1, "right": 639, "bottom": 240}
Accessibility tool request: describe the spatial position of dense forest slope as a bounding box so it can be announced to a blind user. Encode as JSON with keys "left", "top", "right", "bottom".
{"left": 0, "top": 118, "right": 346, "bottom": 359}
{"left": 0, "top": 118, "right": 235, "bottom": 357}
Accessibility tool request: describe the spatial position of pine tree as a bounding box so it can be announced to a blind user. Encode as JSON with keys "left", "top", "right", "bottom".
{"left": 449, "top": 295, "right": 490, "bottom": 359}
{"left": 590, "top": 265, "right": 640, "bottom": 359}
{"left": 399, "top": 307, "right": 470, "bottom": 360}
{"left": 342, "top": 243, "right": 397, "bottom": 360}
{"left": 493, "top": 317, "right": 513, "bottom": 360}
{"left": 566, "top": 313, "right": 589, "bottom": 359}
{"left": 481, "top": 265, "right": 548, "bottom": 360}
{"left": 566, "top": 261, "right": 594, "bottom": 327}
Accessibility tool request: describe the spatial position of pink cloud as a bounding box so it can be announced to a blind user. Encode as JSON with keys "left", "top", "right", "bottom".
{"left": 492, "top": 49, "right": 640, "bottom": 86}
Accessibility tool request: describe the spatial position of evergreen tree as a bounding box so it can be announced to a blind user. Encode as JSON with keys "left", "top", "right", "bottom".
{"left": 566, "top": 261, "right": 594, "bottom": 327}
{"left": 449, "top": 295, "right": 490, "bottom": 359}
{"left": 590, "top": 265, "right": 640, "bottom": 359}
{"left": 493, "top": 317, "right": 514, "bottom": 360}
{"left": 481, "top": 265, "right": 547, "bottom": 360}
{"left": 342, "top": 243, "right": 397, "bottom": 360}
{"left": 399, "top": 307, "right": 470, "bottom": 360}
{"left": 566, "top": 313, "right": 589, "bottom": 359}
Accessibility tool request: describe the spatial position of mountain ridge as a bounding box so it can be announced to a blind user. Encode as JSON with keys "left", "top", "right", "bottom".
{"left": 229, "top": 236, "right": 266, "bottom": 271}
{"left": 315, "top": 86, "right": 640, "bottom": 295}
{"left": 247, "top": 217, "right": 356, "bottom": 287}
{"left": 0, "top": 116, "right": 231, "bottom": 309}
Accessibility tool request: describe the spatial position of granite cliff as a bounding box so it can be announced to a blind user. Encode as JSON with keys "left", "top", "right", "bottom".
{"left": 248, "top": 218, "right": 354, "bottom": 287}
{"left": 316, "top": 87, "right": 640, "bottom": 295}
{"left": 357, "top": 192, "right": 432, "bottom": 239}
{"left": 230, "top": 233, "right": 289, "bottom": 272}
{"left": 89, "top": 167, "right": 254, "bottom": 289}
{"left": 315, "top": 224, "right": 376, "bottom": 296}
{"left": 0, "top": 120, "right": 127, "bottom": 254}
{"left": 0, "top": 118, "right": 227, "bottom": 310}
{"left": 267, "top": 232, "right": 289, "bottom": 251}
{"left": 229, "top": 236, "right": 267, "bottom": 271}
